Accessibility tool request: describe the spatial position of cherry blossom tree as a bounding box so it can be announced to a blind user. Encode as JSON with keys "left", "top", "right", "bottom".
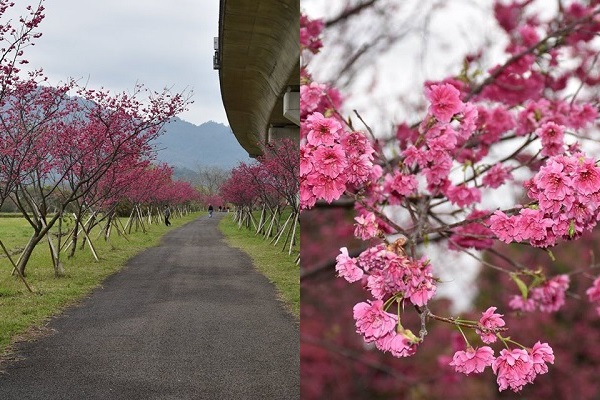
{"left": 8, "top": 83, "right": 189, "bottom": 276}
{"left": 258, "top": 138, "right": 300, "bottom": 214}
{"left": 0, "top": 0, "right": 196, "bottom": 280}
{"left": 256, "top": 139, "right": 300, "bottom": 252}
{"left": 301, "top": 1, "right": 600, "bottom": 396}
{"left": 220, "top": 162, "right": 262, "bottom": 229}
{"left": 0, "top": 0, "right": 47, "bottom": 207}
{"left": 219, "top": 139, "right": 299, "bottom": 253}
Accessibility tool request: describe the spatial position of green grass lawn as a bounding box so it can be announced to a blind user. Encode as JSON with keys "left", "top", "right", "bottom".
{"left": 218, "top": 211, "right": 299, "bottom": 319}
{"left": 0, "top": 212, "right": 200, "bottom": 356}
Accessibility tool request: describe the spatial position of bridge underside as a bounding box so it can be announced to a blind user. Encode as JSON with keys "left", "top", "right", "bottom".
{"left": 217, "top": 0, "right": 300, "bottom": 157}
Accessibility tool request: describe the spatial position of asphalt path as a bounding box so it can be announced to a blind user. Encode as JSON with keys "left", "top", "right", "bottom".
{"left": 0, "top": 213, "right": 299, "bottom": 399}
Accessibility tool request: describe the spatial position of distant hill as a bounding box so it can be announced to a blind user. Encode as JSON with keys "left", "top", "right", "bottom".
{"left": 152, "top": 118, "right": 252, "bottom": 171}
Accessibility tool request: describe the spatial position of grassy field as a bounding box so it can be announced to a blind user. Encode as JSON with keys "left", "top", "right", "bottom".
{"left": 218, "top": 211, "right": 299, "bottom": 319}
{"left": 0, "top": 212, "right": 200, "bottom": 355}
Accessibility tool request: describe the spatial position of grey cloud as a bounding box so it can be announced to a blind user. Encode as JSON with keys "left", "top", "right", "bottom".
{"left": 20, "top": 0, "right": 224, "bottom": 125}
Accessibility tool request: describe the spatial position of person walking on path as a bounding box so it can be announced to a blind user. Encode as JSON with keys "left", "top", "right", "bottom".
{"left": 164, "top": 206, "right": 171, "bottom": 226}
{"left": 208, "top": 204, "right": 214, "bottom": 218}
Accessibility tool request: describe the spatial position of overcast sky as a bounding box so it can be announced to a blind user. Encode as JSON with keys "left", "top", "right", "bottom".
{"left": 18, "top": 0, "right": 226, "bottom": 126}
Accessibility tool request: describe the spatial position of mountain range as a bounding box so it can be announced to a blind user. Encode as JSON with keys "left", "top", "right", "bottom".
{"left": 152, "top": 118, "right": 253, "bottom": 172}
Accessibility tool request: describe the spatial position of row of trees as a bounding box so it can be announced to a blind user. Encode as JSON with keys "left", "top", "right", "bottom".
{"left": 220, "top": 139, "right": 300, "bottom": 256}
{"left": 0, "top": 1, "right": 198, "bottom": 279}
{"left": 301, "top": 0, "right": 600, "bottom": 398}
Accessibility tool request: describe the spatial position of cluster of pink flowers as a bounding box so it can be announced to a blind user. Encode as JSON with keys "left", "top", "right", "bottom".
{"left": 353, "top": 300, "right": 419, "bottom": 358}
{"left": 509, "top": 274, "right": 570, "bottom": 313}
{"left": 449, "top": 346, "right": 495, "bottom": 375}
{"left": 300, "top": 15, "right": 378, "bottom": 209}
{"left": 476, "top": 307, "right": 506, "bottom": 343}
{"left": 358, "top": 244, "right": 436, "bottom": 306}
{"left": 449, "top": 307, "right": 554, "bottom": 392}
{"left": 492, "top": 344, "right": 555, "bottom": 392}
{"left": 489, "top": 154, "right": 600, "bottom": 247}
{"left": 336, "top": 243, "right": 437, "bottom": 356}
{"left": 300, "top": 81, "right": 342, "bottom": 121}
{"left": 516, "top": 98, "right": 597, "bottom": 137}
{"left": 299, "top": 1, "right": 600, "bottom": 394}
{"left": 300, "top": 112, "right": 376, "bottom": 208}
{"left": 300, "top": 13, "right": 324, "bottom": 54}
{"left": 397, "top": 83, "right": 490, "bottom": 207}
{"left": 353, "top": 211, "right": 379, "bottom": 240}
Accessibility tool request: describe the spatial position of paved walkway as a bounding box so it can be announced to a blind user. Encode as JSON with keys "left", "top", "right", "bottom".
{"left": 0, "top": 214, "right": 299, "bottom": 399}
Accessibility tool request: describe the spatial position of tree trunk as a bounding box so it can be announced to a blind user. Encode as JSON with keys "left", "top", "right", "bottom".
{"left": 18, "top": 233, "right": 43, "bottom": 277}
{"left": 104, "top": 213, "right": 113, "bottom": 241}
{"left": 69, "top": 221, "right": 79, "bottom": 258}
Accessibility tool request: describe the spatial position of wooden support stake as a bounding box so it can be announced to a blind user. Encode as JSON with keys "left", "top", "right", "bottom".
{"left": 0, "top": 240, "right": 34, "bottom": 293}
{"left": 288, "top": 212, "right": 299, "bottom": 255}
{"left": 73, "top": 213, "right": 99, "bottom": 261}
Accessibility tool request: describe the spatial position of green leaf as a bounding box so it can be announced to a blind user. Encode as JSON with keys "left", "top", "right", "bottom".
{"left": 568, "top": 220, "right": 575, "bottom": 239}
{"left": 510, "top": 273, "right": 529, "bottom": 299}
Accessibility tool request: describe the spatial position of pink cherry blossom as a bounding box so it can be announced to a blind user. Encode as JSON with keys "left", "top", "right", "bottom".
{"left": 298, "top": 4, "right": 600, "bottom": 393}
{"left": 477, "top": 105, "right": 516, "bottom": 144}
{"left": 335, "top": 247, "right": 363, "bottom": 283}
{"left": 445, "top": 184, "right": 481, "bottom": 207}
{"left": 305, "top": 112, "right": 343, "bottom": 146}
{"left": 536, "top": 121, "right": 565, "bottom": 157}
{"left": 508, "top": 295, "right": 537, "bottom": 312}
{"left": 299, "top": 145, "right": 313, "bottom": 177}
{"left": 528, "top": 341, "right": 554, "bottom": 375}
{"left": 534, "top": 159, "right": 573, "bottom": 201}
{"left": 306, "top": 172, "right": 346, "bottom": 204}
{"left": 375, "top": 330, "right": 419, "bottom": 358}
{"left": 299, "top": 175, "right": 317, "bottom": 210}
{"left": 426, "top": 124, "right": 458, "bottom": 151}
{"left": 383, "top": 171, "right": 418, "bottom": 203}
{"left": 341, "top": 130, "right": 371, "bottom": 156}
{"left": 516, "top": 208, "right": 553, "bottom": 243}
{"left": 492, "top": 348, "right": 534, "bottom": 392}
{"left": 476, "top": 306, "right": 506, "bottom": 344}
{"left": 449, "top": 346, "right": 495, "bottom": 375}
{"left": 345, "top": 153, "right": 374, "bottom": 185}
{"left": 489, "top": 210, "right": 519, "bottom": 243}
{"left": 456, "top": 102, "right": 478, "bottom": 139}
{"left": 404, "top": 258, "right": 437, "bottom": 307}
{"left": 312, "top": 144, "right": 347, "bottom": 178}
{"left": 425, "top": 83, "right": 465, "bottom": 123}
{"left": 530, "top": 274, "right": 570, "bottom": 313}
{"left": 300, "top": 14, "right": 324, "bottom": 54}
{"left": 482, "top": 164, "right": 513, "bottom": 189}
{"left": 395, "top": 122, "right": 420, "bottom": 147}
{"left": 586, "top": 276, "right": 600, "bottom": 316}
{"left": 353, "top": 300, "right": 397, "bottom": 342}
{"left": 423, "top": 153, "right": 452, "bottom": 186}
{"left": 300, "top": 82, "right": 327, "bottom": 116}
{"left": 402, "top": 145, "right": 429, "bottom": 168}
{"left": 354, "top": 211, "right": 379, "bottom": 240}
{"left": 357, "top": 244, "right": 388, "bottom": 272}
{"left": 365, "top": 254, "right": 411, "bottom": 299}
{"left": 574, "top": 158, "right": 600, "bottom": 195}
{"left": 517, "top": 24, "right": 540, "bottom": 47}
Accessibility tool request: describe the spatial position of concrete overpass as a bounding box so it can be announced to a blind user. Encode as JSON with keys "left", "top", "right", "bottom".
{"left": 215, "top": 0, "right": 300, "bottom": 158}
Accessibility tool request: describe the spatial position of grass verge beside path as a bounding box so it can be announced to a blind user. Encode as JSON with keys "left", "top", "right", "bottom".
{"left": 219, "top": 214, "right": 299, "bottom": 319}
{"left": 0, "top": 212, "right": 201, "bottom": 358}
